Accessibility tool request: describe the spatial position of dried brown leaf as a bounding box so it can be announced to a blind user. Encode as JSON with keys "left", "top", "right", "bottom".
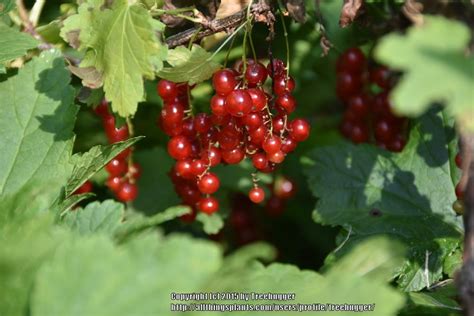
{"left": 339, "top": 0, "right": 363, "bottom": 28}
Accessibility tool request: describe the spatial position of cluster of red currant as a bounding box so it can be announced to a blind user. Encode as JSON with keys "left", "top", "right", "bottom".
{"left": 94, "top": 100, "right": 141, "bottom": 202}
{"left": 337, "top": 47, "right": 407, "bottom": 152}
{"left": 157, "top": 58, "right": 310, "bottom": 216}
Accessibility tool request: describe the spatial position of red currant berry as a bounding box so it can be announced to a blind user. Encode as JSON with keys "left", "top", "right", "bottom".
{"left": 201, "top": 147, "right": 222, "bottom": 167}
{"left": 175, "top": 160, "right": 194, "bottom": 179}
{"left": 387, "top": 134, "right": 406, "bottom": 153}
{"left": 243, "top": 112, "right": 263, "bottom": 130}
{"left": 281, "top": 137, "right": 297, "bottom": 153}
{"left": 210, "top": 95, "right": 227, "bottom": 116}
{"left": 276, "top": 92, "right": 296, "bottom": 114}
{"left": 267, "top": 150, "right": 285, "bottom": 164}
{"left": 370, "top": 66, "right": 392, "bottom": 89}
{"left": 249, "top": 187, "right": 265, "bottom": 203}
{"left": 350, "top": 122, "right": 369, "bottom": 144}
{"left": 94, "top": 100, "right": 110, "bottom": 118}
{"left": 194, "top": 113, "right": 211, "bottom": 133}
{"left": 273, "top": 75, "right": 295, "bottom": 95}
{"left": 267, "top": 59, "right": 286, "bottom": 77}
{"left": 263, "top": 135, "right": 282, "bottom": 154}
{"left": 222, "top": 147, "right": 245, "bottom": 164}
{"left": 212, "top": 69, "right": 238, "bottom": 96}
{"left": 106, "top": 158, "right": 128, "bottom": 176}
{"left": 225, "top": 90, "right": 253, "bottom": 117}
{"left": 74, "top": 180, "right": 93, "bottom": 195}
{"left": 106, "top": 175, "right": 122, "bottom": 192}
{"left": 190, "top": 159, "right": 207, "bottom": 176}
{"left": 247, "top": 88, "right": 267, "bottom": 112}
{"left": 265, "top": 195, "right": 285, "bottom": 216}
{"left": 198, "top": 197, "right": 219, "bottom": 214}
{"left": 180, "top": 207, "right": 197, "bottom": 223}
{"left": 336, "top": 71, "right": 363, "bottom": 101}
{"left": 245, "top": 62, "right": 268, "bottom": 85}
{"left": 167, "top": 136, "right": 192, "bottom": 160}
{"left": 161, "top": 103, "right": 185, "bottom": 125}
{"left": 337, "top": 47, "right": 366, "bottom": 74}
{"left": 374, "top": 119, "right": 397, "bottom": 143}
{"left": 198, "top": 172, "right": 220, "bottom": 194}
{"left": 274, "top": 176, "right": 296, "bottom": 199}
{"left": 289, "top": 119, "right": 310, "bottom": 142}
{"left": 252, "top": 152, "right": 269, "bottom": 170}
{"left": 179, "top": 184, "right": 201, "bottom": 204}
{"left": 103, "top": 116, "right": 129, "bottom": 143}
{"left": 272, "top": 115, "right": 286, "bottom": 133}
{"left": 157, "top": 79, "right": 178, "bottom": 101}
{"left": 347, "top": 94, "right": 370, "bottom": 118}
{"left": 116, "top": 181, "right": 138, "bottom": 202}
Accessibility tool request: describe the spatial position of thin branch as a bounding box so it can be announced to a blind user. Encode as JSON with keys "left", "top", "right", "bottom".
{"left": 165, "top": 0, "right": 271, "bottom": 48}
{"left": 29, "top": 0, "right": 46, "bottom": 27}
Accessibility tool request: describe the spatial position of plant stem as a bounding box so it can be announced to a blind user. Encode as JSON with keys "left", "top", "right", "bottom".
{"left": 277, "top": 0, "right": 290, "bottom": 76}
{"left": 208, "top": 22, "right": 247, "bottom": 61}
{"left": 151, "top": 6, "right": 196, "bottom": 16}
{"left": 29, "top": 0, "right": 45, "bottom": 26}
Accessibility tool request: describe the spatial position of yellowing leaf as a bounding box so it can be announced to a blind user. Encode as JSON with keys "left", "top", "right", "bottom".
{"left": 61, "top": 0, "right": 167, "bottom": 117}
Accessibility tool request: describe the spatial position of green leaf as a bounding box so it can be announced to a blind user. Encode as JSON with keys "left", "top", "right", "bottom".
{"left": 61, "top": 0, "right": 166, "bottom": 117}
{"left": 65, "top": 137, "right": 143, "bottom": 196}
{"left": 303, "top": 109, "right": 462, "bottom": 291}
{"left": 401, "top": 292, "right": 462, "bottom": 316}
{"left": 0, "top": 24, "right": 39, "bottom": 68}
{"left": 0, "top": 50, "right": 76, "bottom": 197}
{"left": 0, "top": 0, "right": 14, "bottom": 16}
{"left": 443, "top": 248, "right": 462, "bottom": 278}
{"left": 157, "top": 44, "right": 221, "bottom": 85}
{"left": 0, "top": 186, "right": 67, "bottom": 316}
{"left": 375, "top": 16, "right": 474, "bottom": 132}
{"left": 114, "top": 206, "right": 191, "bottom": 241}
{"left": 62, "top": 200, "right": 124, "bottom": 236}
{"left": 32, "top": 234, "right": 222, "bottom": 316}
{"left": 196, "top": 212, "right": 224, "bottom": 235}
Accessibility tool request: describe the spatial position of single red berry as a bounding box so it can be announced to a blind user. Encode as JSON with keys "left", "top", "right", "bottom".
{"left": 267, "top": 150, "right": 285, "bottom": 164}
{"left": 374, "top": 119, "right": 397, "bottom": 143}
{"left": 247, "top": 88, "right": 267, "bottom": 112}
{"left": 201, "top": 147, "right": 222, "bottom": 167}
{"left": 289, "top": 119, "right": 311, "bottom": 142}
{"left": 116, "top": 181, "right": 138, "bottom": 202}
{"left": 167, "top": 136, "right": 192, "bottom": 160}
{"left": 387, "top": 134, "right": 406, "bottom": 153}
{"left": 157, "top": 79, "right": 178, "bottom": 100}
{"left": 372, "top": 91, "right": 393, "bottom": 117}
{"left": 175, "top": 160, "right": 194, "bottom": 179}
{"left": 74, "top": 180, "right": 93, "bottom": 195}
{"left": 212, "top": 69, "right": 238, "bottom": 96}
{"left": 198, "top": 172, "right": 220, "bottom": 194}
{"left": 94, "top": 100, "right": 110, "bottom": 118}
{"left": 252, "top": 152, "right": 269, "bottom": 170}
{"left": 350, "top": 122, "right": 369, "bottom": 144}
{"left": 198, "top": 197, "right": 219, "bottom": 214}
{"left": 210, "top": 95, "right": 227, "bottom": 116}
{"left": 370, "top": 66, "right": 392, "bottom": 89}
{"left": 194, "top": 113, "right": 211, "bottom": 133}
{"left": 267, "top": 59, "right": 286, "bottom": 77}
{"left": 281, "top": 137, "right": 297, "bottom": 153}
{"left": 249, "top": 187, "right": 265, "bottom": 203}
{"left": 103, "top": 116, "right": 129, "bottom": 143}
{"left": 161, "top": 103, "right": 184, "bottom": 125}
{"left": 274, "top": 176, "right": 296, "bottom": 199}
{"left": 217, "top": 129, "right": 241, "bottom": 150}
{"left": 276, "top": 93, "right": 296, "bottom": 114}
{"left": 273, "top": 75, "right": 295, "bottom": 95}
{"left": 221, "top": 147, "right": 245, "bottom": 164}
{"left": 178, "top": 184, "right": 201, "bottom": 204}
{"left": 263, "top": 135, "right": 282, "bottom": 154}
{"left": 225, "top": 90, "right": 253, "bottom": 117}
{"left": 347, "top": 94, "right": 370, "bottom": 118}
{"left": 336, "top": 71, "right": 363, "bottom": 101}
{"left": 245, "top": 62, "right": 268, "bottom": 85}
{"left": 180, "top": 207, "right": 197, "bottom": 223}
{"left": 190, "top": 159, "right": 207, "bottom": 176}
{"left": 181, "top": 117, "right": 195, "bottom": 138}
{"left": 340, "top": 118, "right": 354, "bottom": 138}
{"left": 249, "top": 125, "right": 267, "bottom": 145}
{"left": 337, "top": 47, "right": 366, "bottom": 74}
{"left": 243, "top": 112, "right": 263, "bottom": 130}
{"left": 106, "top": 175, "right": 122, "bottom": 192}
{"left": 106, "top": 158, "right": 128, "bottom": 176}
{"left": 272, "top": 115, "right": 286, "bottom": 133}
